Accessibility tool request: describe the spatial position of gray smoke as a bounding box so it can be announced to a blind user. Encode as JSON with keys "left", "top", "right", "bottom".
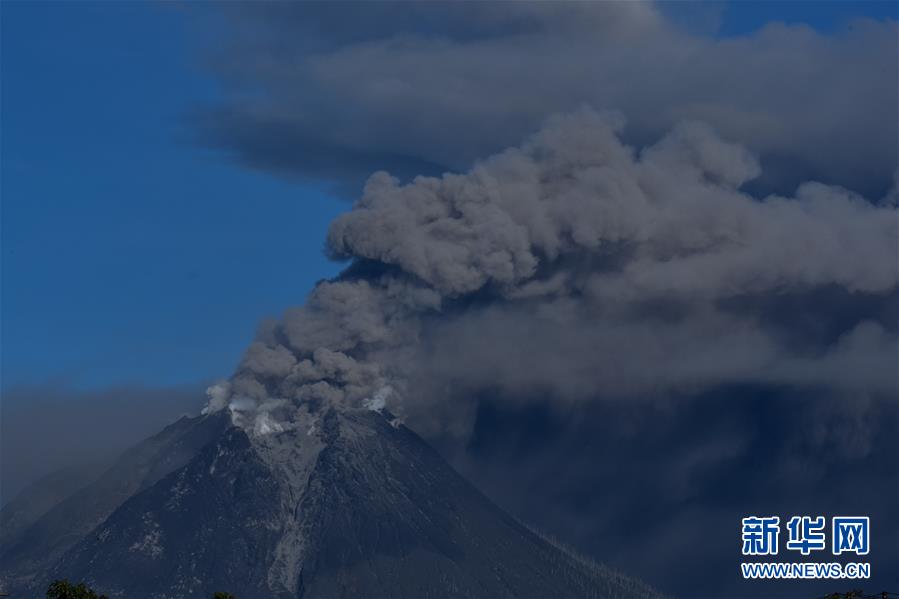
{"left": 203, "top": 109, "right": 898, "bottom": 436}
{"left": 194, "top": 2, "right": 898, "bottom": 198}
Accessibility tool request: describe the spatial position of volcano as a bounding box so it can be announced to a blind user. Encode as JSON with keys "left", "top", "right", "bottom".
{"left": 1, "top": 408, "right": 661, "bottom": 598}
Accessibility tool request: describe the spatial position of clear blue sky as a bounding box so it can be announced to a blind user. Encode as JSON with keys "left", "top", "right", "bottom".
{"left": 1, "top": 2, "right": 345, "bottom": 390}
{"left": 1, "top": 0, "right": 894, "bottom": 391}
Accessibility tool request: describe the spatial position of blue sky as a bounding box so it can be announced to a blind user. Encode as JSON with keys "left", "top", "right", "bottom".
{"left": 1, "top": 0, "right": 895, "bottom": 391}
{"left": 715, "top": 0, "right": 896, "bottom": 35}
{"left": 1, "top": 2, "right": 346, "bottom": 390}
{"left": 658, "top": 0, "right": 897, "bottom": 35}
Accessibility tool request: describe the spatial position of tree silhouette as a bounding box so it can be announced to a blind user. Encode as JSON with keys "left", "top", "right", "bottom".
{"left": 47, "top": 581, "right": 236, "bottom": 599}
{"left": 46, "top": 580, "right": 109, "bottom": 599}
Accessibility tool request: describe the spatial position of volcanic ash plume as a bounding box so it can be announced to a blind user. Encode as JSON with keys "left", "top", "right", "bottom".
{"left": 202, "top": 108, "right": 898, "bottom": 435}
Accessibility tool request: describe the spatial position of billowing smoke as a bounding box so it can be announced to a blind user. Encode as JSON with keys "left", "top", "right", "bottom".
{"left": 196, "top": 2, "right": 897, "bottom": 199}
{"left": 203, "top": 109, "right": 897, "bottom": 436}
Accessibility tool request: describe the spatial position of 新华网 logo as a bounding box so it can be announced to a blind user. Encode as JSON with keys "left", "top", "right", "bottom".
{"left": 740, "top": 515, "right": 871, "bottom": 580}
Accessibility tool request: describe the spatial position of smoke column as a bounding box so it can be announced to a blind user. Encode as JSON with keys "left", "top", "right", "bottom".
{"left": 202, "top": 109, "right": 898, "bottom": 435}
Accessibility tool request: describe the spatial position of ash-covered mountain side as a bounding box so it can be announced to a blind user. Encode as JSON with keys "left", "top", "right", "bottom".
{"left": 2, "top": 406, "right": 662, "bottom": 599}
{"left": 0, "top": 411, "right": 229, "bottom": 593}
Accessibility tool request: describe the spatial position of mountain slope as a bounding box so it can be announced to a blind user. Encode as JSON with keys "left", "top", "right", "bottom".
{"left": 1, "top": 460, "right": 107, "bottom": 547}
{"left": 50, "top": 425, "right": 284, "bottom": 598}
{"left": 0, "top": 412, "right": 229, "bottom": 591}
{"left": 6, "top": 408, "right": 662, "bottom": 599}
{"left": 295, "top": 409, "right": 658, "bottom": 599}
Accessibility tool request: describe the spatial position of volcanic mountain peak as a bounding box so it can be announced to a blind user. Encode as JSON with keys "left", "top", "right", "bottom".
{"left": 2, "top": 407, "right": 663, "bottom": 599}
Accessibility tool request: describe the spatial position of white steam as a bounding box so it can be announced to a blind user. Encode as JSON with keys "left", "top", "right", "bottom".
{"left": 362, "top": 386, "right": 394, "bottom": 413}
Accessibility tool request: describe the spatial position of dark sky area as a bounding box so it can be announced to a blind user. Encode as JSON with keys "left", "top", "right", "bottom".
{"left": 1, "top": 2, "right": 897, "bottom": 597}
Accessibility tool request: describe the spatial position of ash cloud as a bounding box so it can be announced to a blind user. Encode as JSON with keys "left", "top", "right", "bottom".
{"left": 450, "top": 390, "right": 899, "bottom": 597}
{"left": 204, "top": 110, "right": 898, "bottom": 439}
{"left": 191, "top": 2, "right": 898, "bottom": 198}
{"left": 1, "top": 383, "right": 205, "bottom": 504}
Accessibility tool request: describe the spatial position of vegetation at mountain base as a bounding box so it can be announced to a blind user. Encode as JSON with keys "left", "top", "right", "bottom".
{"left": 46, "top": 580, "right": 237, "bottom": 599}
{"left": 46, "top": 580, "right": 109, "bottom": 599}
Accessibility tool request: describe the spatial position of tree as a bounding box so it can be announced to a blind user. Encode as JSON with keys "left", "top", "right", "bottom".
{"left": 46, "top": 581, "right": 236, "bottom": 599}
{"left": 46, "top": 580, "right": 109, "bottom": 599}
